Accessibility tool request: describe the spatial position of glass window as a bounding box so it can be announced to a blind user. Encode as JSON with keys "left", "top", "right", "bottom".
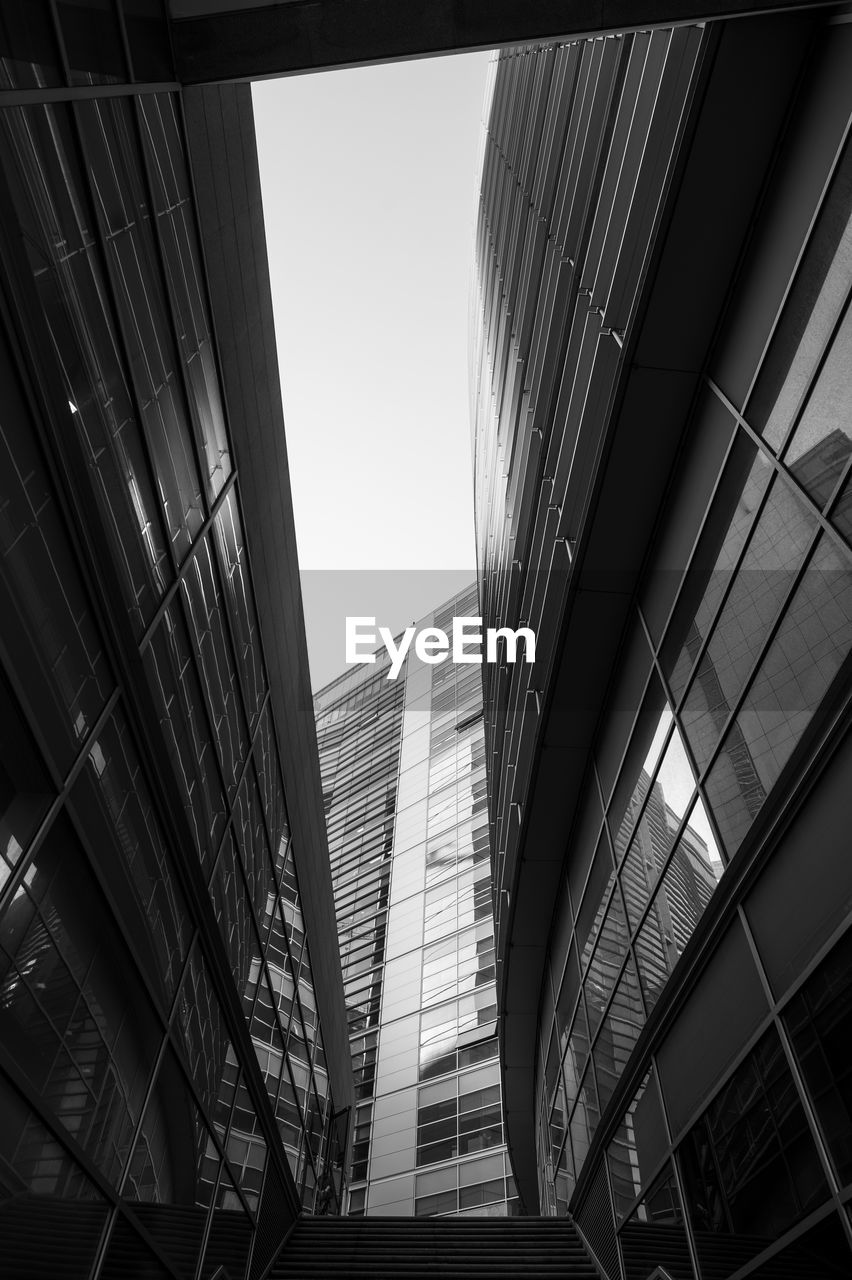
{"left": 619, "top": 723, "right": 707, "bottom": 932}
{"left": 619, "top": 1162, "right": 692, "bottom": 1280}
{"left": 72, "top": 706, "right": 189, "bottom": 1003}
{"left": 416, "top": 1187, "right": 458, "bottom": 1216}
{"left": 230, "top": 768, "right": 269, "bottom": 921}
{"left": 182, "top": 536, "right": 247, "bottom": 799}
{"left": 783, "top": 295, "right": 852, "bottom": 512}
{"left": 563, "top": 997, "right": 590, "bottom": 1112}
{"left": 0, "top": 5, "right": 62, "bottom": 88}
{"left": 209, "top": 831, "right": 256, "bottom": 996}
{"left": 125, "top": 1043, "right": 213, "bottom": 1212}
{"left": 608, "top": 688, "right": 671, "bottom": 865}
{"left": 678, "top": 1029, "right": 828, "bottom": 1276}
{"left": 0, "top": 675, "right": 53, "bottom": 892}
{"left": 139, "top": 94, "right": 232, "bottom": 500}
{"left": 214, "top": 492, "right": 266, "bottom": 728}
{"left": 144, "top": 604, "right": 226, "bottom": 869}
{"left": 584, "top": 887, "right": 629, "bottom": 1036}
{"left": 227, "top": 1077, "right": 267, "bottom": 1214}
{"left": 747, "top": 141, "right": 852, "bottom": 452}
{"left": 568, "top": 1064, "right": 599, "bottom": 1176}
{"left": 705, "top": 531, "right": 852, "bottom": 856}
{"left": 784, "top": 927, "right": 852, "bottom": 1185}
{"left": 0, "top": 101, "right": 171, "bottom": 634}
{"left": 549, "top": 1072, "right": 567, "bottom": 1168}
{"left": 0, "top": 1070, "right": 104, "bottom": 1204}
{"left": 680, "top": 473, "right": 816, "bottom": 774}
{"left": 593, "top": 957, "right": 644, "bottom": 1113}
{"left": 554, "top": 940, "right": 581, "bottom": 1058}
{"left": 641, "top": 388, "right": 738, "bottom": 645}
{"left": 660, "top": 438, "right": 774, "bottom": 705}
{"left": 252, "top": 705, "right": 287, "bottom": 856}
{"left": 607, "top": 1069, "right": 667, "bottom": 1222}
{"left": 0, "top": 813, "right": 162, "bottom": 1188}
{"left": 174, "top": 945, "right": 236, "bottom": 1129}
{"left": 202, "top": 1165, "right": 253, "bottom": 1280}
{"left": 77, "top": 96, "right": 205, "bottom": 562}
{"left": 55, "top": 0, "right": 127, "bottom": 86}
{"left": 122, "top": 0, "right": 174, "bottom": 82}
{"left": 0, "top": 328, "right": 113, "bottom": 773}
{"left": 553, "top": 1142, "right": 574, "bottom": 1217}
{"left": 276, "top": 1066, "right": 304, "bottom": 1176}
{"left": 575, "top": 830, "right": 616, "bottom": 971}
{"left": 632, "top": 797, "right": 723, "bottom": 1012}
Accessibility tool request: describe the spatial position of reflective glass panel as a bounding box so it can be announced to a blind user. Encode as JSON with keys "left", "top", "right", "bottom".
{"left": 748, "top": 143, "right": 852, "bottom": 452}
{"left": 0, "top": 814, "right": 161, "bottom": 1188}
{"left": 679, "top": 1029, "right": 828, "bottom": 1275}
{"left": 681, "top": 474, "right": 816, "bottom": 774}
{"left": 706, "top": 532, "right": 852, "bottom": 856}
{"left": 784, "top": 927, "right": 852, "bottom": 1184}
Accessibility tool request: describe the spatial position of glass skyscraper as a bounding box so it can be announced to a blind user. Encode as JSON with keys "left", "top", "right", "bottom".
{"left": 0, "top": 8, "right": 351, "bottom": 1280}
{"left": 315, "top": 585, "right": 518, "bottom": 1218}
{"left": 471, "top": 12, "right": 852, "bottom": 1278}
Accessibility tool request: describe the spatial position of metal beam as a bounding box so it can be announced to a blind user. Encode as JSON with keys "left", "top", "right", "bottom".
{"left": 169, "top": 0, "right": 834, "bottom": 83}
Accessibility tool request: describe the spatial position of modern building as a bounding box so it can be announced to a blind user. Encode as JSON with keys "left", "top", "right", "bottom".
{"left": 5, "top": 1, "right": 852, "bottom": 1279}
{"left": 314, "top": 585, "right": 518, "bottom": 1219}
{"left": 472, "top": 9, "right": 852, "bottom": 1279}
{"left": 0, "top": 8, "right": 352, "bottom": 1280}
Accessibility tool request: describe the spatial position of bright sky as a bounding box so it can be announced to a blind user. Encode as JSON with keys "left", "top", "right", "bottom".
{"left": 252, "top": 52, "right": 491, "bottom": 686}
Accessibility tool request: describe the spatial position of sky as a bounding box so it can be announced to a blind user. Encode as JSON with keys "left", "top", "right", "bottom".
{"left": 252, "top": 53, "right": 491, "bottom": 688}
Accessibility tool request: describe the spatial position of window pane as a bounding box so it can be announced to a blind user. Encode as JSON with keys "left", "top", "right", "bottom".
{"left": 593, "top": 957, "right": 644, "bottom": 1113}
{"left": 144, "top": 605, "right": 226, "bottom": 868}
{"left": 0, "top": 102, "right": 171, "bottom": 633}
{"left": 182, "top": 535, "right": 247, "bottom": 798}
{"left": 706, "top": 532, "right": 852, "bottom": 856}
{"left": 784, "top": 927, "right": 852, "bottom": 1184}
{"left": 620, "top": 1162, "right": 692, "bottom": 1280}
{"left": 78, "top": 96, "right": 205, "bottom": 561}
{"left": 681, "top": 473, "right": 816, "bottom": 773}
{"left": 608, "top": 1069, "right": 667, "bottom": 1222}
{"left": 173, "top": 945, "right": 236, "bottom": 1128}
{"left": 56, "top": 0, "right": 127, "bottom": 86}
{"left": 679, "top": 1029, "right": 828, "bottom": 1276}
{"left": 0, "top": 329, "right": 113, "bottom": 771}
{"left": 73, "top": 706, "right": 190, "bottom": 1002}
{"left": 0, "top": 675, "right": 53, "bottom": 889}
{"left": 584, "top": 889, "right": 629, "bottom": 1036}
{"left": 0, "top": 4, "right": 63, "bottom": 88}
{"left": 747, "top": 143, "right": 852, "bottom": 451}
{"left": 781, "top": 294, "right": 852, "bottom": 514}
{"left": 123, "top": 0, "right": 173, "bottom": 80}
{"left": 661, "top": 439, "right": 773, "bottom": 705}
{"left": 139, "top": 94, "right": 232, "bottom": 499}
{"left": 633, "top": 801, "right": 722, "bottom": 1012}
{"left": 209, "top": 831, "right": 255, "bottom": 995}
{"left": 214, "top": 492, "right": 266, "bottom": 728}
{"left": 0, "top": 814, "right": 161, "bottom": 1187}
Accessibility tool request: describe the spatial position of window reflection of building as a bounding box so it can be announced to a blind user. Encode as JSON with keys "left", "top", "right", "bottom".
{"left": 316, "top": 663, "right": 405, "bottom": 1190}
{"left": 315, "top": 587, "right": 517, "bottom": 1219}
{"left": 0, "top": 6, "right": 349, "bottom": 1275}
{"left": 475, "top": 18, "right": 852, "bottom": 1280}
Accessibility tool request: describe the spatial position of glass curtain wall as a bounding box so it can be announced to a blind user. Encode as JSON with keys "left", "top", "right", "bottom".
{"left": 0, "top": 7, "right": 344, "bottom": 1279}
{"left": 537, "top": 66, "right": 852, "bottom": 1279}
{"left": 315, "top": 586, "right": 517, "bottom": 1218}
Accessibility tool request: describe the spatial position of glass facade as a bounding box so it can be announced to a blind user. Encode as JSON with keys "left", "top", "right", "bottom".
{"left": 473, "top": 15, "right": 852, "bottom": 1280}
{"left": 315, "top": 586, "right": 518, "bottom": 1217}
{"left": 0, "top": 7, "right": 347, "bottom": 1279}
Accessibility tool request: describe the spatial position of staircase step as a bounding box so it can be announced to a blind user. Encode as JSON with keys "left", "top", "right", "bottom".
{"left": 269, "top": 1215, "right": 599, "bottom": 1279}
